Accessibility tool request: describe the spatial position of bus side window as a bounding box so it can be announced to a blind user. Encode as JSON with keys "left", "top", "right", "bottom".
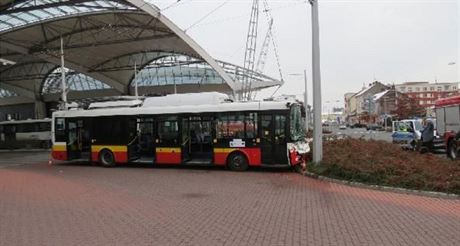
{"left": 55, "top": 118, "right": 66, "bottom": 142}
{"left": 157, "top": 117, "right": 179, "bottom": 143}
{"left": 216, "top": 114, "right": 245, "bottom": 139}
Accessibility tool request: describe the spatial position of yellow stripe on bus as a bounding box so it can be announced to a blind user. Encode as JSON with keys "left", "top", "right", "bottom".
{"left": 91, "top": 145, "right": 127, "bottom": 153}
{"left": 156, "top": 148, "right": 181, "bottom": 153}
{"left": 52, "top": 145, "right": 66, "bottom": 151}
{"left": 214, "top": 148, "right": 237, "bottom": 153}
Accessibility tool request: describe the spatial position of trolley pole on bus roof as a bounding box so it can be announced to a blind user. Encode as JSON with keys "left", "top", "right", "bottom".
{"left": 310, "top": 0, "right": 323, "bottom": 164}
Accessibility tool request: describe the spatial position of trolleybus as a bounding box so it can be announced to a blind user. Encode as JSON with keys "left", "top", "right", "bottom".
{"left": 51, "top": 93, "right": 309, "bottom": 171}
{"left": 0, "top": 118, "right": 52, "bottom": 149}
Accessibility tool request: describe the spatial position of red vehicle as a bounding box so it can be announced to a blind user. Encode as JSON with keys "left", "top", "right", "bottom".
{"left": 435, "top": 95, "right": 460, "bottom": 159}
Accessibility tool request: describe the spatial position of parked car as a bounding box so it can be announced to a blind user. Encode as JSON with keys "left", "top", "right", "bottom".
{"left": 339, "top": 125, "right": 347, "bottom": 130}
{"left": 350, "top": 123, "right": 366, "bottom": 128}
{"left": 366, "top": 124, "right": 382, "bottom": 131}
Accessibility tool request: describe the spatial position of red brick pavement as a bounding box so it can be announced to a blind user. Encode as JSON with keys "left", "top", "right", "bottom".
{"left": 0, "top": 160, "right": 459, "bottom": 246}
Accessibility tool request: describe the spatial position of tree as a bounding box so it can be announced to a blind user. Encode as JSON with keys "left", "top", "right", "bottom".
{"left": 391, "top": 94, "right": 425, "bottom": 119}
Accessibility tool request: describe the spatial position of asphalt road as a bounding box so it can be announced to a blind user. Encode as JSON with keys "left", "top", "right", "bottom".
{"left": 0, "top": 151, "right": 459, "bottom": 246}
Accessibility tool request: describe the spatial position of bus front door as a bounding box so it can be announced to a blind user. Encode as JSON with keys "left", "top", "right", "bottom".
{"left": 261, "top": 114, "right": 288, "bottom": 165}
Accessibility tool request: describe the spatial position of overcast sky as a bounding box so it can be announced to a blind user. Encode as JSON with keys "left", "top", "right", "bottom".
{"left": 149, "top": 0, "right": 459, "bottom": 109}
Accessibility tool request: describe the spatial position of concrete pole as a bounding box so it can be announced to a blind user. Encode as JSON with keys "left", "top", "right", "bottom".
{"left": 304, "top": 69, "right": 309, "bottom": 133}
{"left": 134, "top": 62, "right": 138, "bottom": 99}
{"left": 60, "top": 36, "right": 67, "bottom": 109}
{"left": 310, "top": 0, "right": 322, "bottom": 163}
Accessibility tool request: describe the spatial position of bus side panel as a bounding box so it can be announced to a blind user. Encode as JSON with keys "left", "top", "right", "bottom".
{"left": 213, "top": 148, "right": 261, "bottom": 166}
{"left": 156, "top": 147, "right": 181, "bottom": 164}
{"left": 52, "top": 143, "right": 67, "bottom": 161}
{"left": 91, "top": 145, "right": 128, "bottom": 164}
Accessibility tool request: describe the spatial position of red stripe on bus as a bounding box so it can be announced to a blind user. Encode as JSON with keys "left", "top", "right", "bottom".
{"left": 214, "top": 148, "right": 261, "bottom": 166}
{"left": 113, "top": 152, "right": 128, "bottom": 164}
{"left": 52, "top": 150, "right": 67, "bottom": 161}
{"left": 156, "top": 152, "right": 181, "bottom": 164}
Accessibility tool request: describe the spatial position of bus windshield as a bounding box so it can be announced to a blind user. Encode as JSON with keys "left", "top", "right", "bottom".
{"left": 290, "top": 104, "right": 306, "bottom": 141}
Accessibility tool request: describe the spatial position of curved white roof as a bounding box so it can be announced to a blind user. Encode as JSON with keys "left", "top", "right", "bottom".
{"left": 0, "top": 0, "right": 281, "bottom": 106}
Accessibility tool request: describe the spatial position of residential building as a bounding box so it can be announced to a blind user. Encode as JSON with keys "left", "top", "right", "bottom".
{"left": 344, "top": 81, "right": 389, "bottom": 124}
{"left": 395, "top": 82, "right": 459, "bottom": 108}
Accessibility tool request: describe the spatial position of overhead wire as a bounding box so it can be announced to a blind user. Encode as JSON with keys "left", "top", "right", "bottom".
{"left": 184, "top": 0, "right": 230, "bottom": 32}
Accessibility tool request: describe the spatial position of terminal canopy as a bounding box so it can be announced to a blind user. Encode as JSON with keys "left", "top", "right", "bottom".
{"left": 0, "top": 0, "right": 282, "bottom": 105}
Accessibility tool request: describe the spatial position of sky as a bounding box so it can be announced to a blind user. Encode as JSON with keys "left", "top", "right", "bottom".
{"left": 148, "top": 0, "right": 459, "bottom": 110}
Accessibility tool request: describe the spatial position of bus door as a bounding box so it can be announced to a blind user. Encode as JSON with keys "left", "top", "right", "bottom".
{"left": 182, "top": 116, "right": 213, "bottom": 164}
{"left": 260, "top": 114, "right": 288, "bottom": 165}
{"left": 67, "top": 119, "right": 91, "bottom": 160}
{"left": 156, "top": 117, "right": 181, "bottom": 164}
{"left": 137, "top": 118, "right": 155, "bottom": 158}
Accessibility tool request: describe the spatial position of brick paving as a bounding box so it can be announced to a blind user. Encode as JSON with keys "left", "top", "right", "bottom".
{"left": 0, "top": 152, "right": 459, "bottom": 246}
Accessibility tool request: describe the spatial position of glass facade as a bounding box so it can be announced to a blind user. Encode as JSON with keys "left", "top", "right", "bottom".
{"left": 0, "top": 0, "right": 135, "bottom": 32}
{"left": 0, "top": 88, "right": 18, "bottom": 98}
{"left": 132, "top": 55, "right": 226, "bottom": 87}
{"left": 42, "top": 67, "right": 111, "bottom": 94}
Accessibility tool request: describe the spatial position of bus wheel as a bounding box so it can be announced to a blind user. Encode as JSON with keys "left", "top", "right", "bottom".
{"left": 447, "top": 140, "right": 458, "bottom": 160}
{"left": 227, "top": 152, "right": 249, "bottom": 171}
{"left": 99, "top": 149, "right": 116, "bottom": 167}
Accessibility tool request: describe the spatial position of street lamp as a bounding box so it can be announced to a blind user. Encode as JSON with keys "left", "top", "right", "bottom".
{"left": 287, "top": 71, "right": 309, "bottom": 132}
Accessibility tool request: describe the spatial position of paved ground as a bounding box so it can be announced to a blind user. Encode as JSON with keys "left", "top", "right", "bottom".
{"left": 0, "top": 151, "right": 459, "bottom": 246}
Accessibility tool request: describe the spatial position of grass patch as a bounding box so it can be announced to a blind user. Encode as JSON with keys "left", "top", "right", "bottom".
{"left": 308, "top": 139, "right": 460, "bottom": 195}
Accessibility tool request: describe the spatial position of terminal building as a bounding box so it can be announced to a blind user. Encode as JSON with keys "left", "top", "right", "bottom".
{"left": 0, "top": 0, "right": 282, "bottom": 121}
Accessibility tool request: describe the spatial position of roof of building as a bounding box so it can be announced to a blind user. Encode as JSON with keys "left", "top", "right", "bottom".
{"left": 0, "top": 0, "right": 282, "bottom": 105}
{"left": 373, "top": 90, "right": 389, "bottom": 102}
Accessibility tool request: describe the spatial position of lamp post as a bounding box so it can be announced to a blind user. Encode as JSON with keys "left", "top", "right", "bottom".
{"left": 287, "top": 71, "right": 309, "bottom": 132}
{"left": 309, "top": 0, "right": 322, "bottom": 164}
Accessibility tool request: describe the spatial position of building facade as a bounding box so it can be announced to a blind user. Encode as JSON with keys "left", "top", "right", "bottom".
{"left": 395, "top": 82, "right": 459, "bottom": 108}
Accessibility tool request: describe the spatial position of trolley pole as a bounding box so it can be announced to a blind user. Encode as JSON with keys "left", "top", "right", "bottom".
{"left": 310, "top": 0, "right": 322, "bottom": 164}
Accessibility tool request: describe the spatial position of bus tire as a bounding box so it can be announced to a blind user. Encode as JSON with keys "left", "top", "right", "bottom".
{"left": 447, "top": 140, "right": 458, "bottom": 160}
{"left": 227, "top": 152, "right": 249, "bottom": 171}
{"left": 99, "top": 149, "right": 116, "bottom": 167}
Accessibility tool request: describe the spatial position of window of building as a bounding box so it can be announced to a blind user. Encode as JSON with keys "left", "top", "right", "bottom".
{"left": 420, "top": 93, "right": 424, "bottom": 98}
{"left": 454, "top": 86, "right": 457, "bottom": 90}
{"left": 437, "top": 87, "right": 442, "bottom": 91}
{"left": 408, "top": 87, "right": 412, "bottom": 92}
{"left": 420, "top": 101, "right": 424, "bottom": 105}
{"left": 445, "top": 85, "right": 450, "bottom": 91}
{"left": 416, "top": 87, "right": 420, "bottom": 92}
{"left": 423, "top": 87, "right": 427, "bottom": 91}
{"left": 430, "top": 87, "right": 435, "bottom": 91}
